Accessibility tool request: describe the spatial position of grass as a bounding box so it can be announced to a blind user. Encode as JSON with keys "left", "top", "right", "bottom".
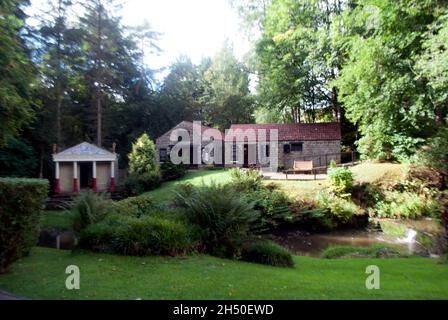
{"left": 321, "top": 245, "right": 404, "bottom": 259}
{"left": 142, "top": 169, "right": 232, "bottom": 202}
{"left": 350, "top": 162, "right": 404, "bottom": 184}
{"left": 41, "top": 210, "right": 73, "bottom": 230}
{"left": 0, "top": 247, "right": 447, "bottom": 299}
{"left": 142, "top": 162, "right": 404, "bottom": 203}
{"left": 265, "top": 162, "right": 404, "bottom": 200}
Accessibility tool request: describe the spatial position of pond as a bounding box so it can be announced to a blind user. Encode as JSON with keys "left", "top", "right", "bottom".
{"left": 270, "top": 228, "right": 431, "bottom": 257}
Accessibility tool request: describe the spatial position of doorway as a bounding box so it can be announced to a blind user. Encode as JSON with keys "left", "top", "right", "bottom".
{"left": 79, "top": 162, "right": 93, "bottom": 189}
{"left": 243, "top": 144, "right": 249, "bottom": 168}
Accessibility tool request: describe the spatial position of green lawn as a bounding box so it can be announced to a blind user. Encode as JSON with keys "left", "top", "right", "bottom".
{"left": 0, "top": 247, "right": 447, "bottom": 299}
{"left": 143, "top": 163, "right": 405, "bottom": 202}
{"left": 142, "top": 169, "right": 233, "bottom": 202}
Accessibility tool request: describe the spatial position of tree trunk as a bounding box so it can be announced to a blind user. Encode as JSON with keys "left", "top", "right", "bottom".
{"left": 97, "top": 90, "right": 102, "bottom": 147}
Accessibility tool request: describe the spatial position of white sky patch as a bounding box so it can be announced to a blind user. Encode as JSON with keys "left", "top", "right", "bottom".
{"left": 27, "top": 0, "right": 251, "bottom": 80}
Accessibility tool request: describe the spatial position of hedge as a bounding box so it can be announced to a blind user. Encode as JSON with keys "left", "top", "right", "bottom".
{"left": 0, "top": 178, "right": 49, "bottom": 273}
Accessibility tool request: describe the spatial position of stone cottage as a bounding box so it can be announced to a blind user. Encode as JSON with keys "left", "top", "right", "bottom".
{"left": 155, "top": 121, "right": 224, "bottom": 167}
{"left": 225, "top": 123, "right": 341, "bottom": 169}
{"left": 52, "top": 142, "right": 118, "bottom": 193}
{"left": 156, "top": 121, "right": 341, "bottom": 169}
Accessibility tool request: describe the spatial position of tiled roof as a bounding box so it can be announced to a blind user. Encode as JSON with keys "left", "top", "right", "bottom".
{"left": 225, "top": 123, "right": 341, "bottom": 142}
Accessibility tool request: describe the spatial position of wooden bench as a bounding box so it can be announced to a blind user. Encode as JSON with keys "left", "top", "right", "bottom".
{"left": 283, "top": 160, "right": 316, "bottom": 180}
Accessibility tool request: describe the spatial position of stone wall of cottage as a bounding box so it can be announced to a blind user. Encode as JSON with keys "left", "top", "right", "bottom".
{"left": 279, "top": 140, "right": 341, "bottom": 169}
{"left": 224, "top": 140, "right": 341, "bottom": 169}
{"left": 156, "top": 121, "right": 221, "bottom": 166}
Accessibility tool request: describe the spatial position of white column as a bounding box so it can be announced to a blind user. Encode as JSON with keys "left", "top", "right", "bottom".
{"left": 92, "top": 161, "right": 97, "bottom": 192}
{"left": 110, "top": 161, "right": 116, "bottom": 192}
{"left": 54, "top": 161, "right": 60, "bottom": 193}
{"left": 73, "top": 161, "right": 78, "bottom": 192}
{"left": 93, "top": 161, "right": 97, "bottom": 179}
{"left": 55, "top": 162, "right": 60, "bottom": 179}
{"left": 73, "top": 162, "right": 78, "bottom": 179}
{"left": 110, "top": 161, "right": 115, "bottom": 178}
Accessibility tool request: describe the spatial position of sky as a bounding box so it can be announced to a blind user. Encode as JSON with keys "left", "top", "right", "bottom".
{"left": 28, "top": 0, "right": 251, "bottom": 79}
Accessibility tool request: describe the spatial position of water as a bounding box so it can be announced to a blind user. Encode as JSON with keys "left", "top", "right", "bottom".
{"left": 270, "top": 229, "right": 429, "bottom": 257}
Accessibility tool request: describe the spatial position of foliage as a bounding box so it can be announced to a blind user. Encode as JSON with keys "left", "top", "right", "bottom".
{"left": 161, "top": 162, "right": 186, "bottom": 181}
{"left": 321, "top": 245, "right": 404, "bottom": 259}
{"left": 200, "top": 42, "right": 255, "bottom": 130}
{"left": 288, "top": 199, "right": 334, "bottom": 231}
{"left": 123, "top": 171, "right": 161, "bottom": 196}
{"left": 241, "top": 187, "right": 292, "bottom": 228}
{"left": 72, "top": 190, "right": 113, "bottom": 232}
{"left": 0, "top": 0, "right": 36, "bottom": 145}
{"left": 0, "top": 178, "right": 49, "bottom": 273}
{"left": 327, "top": 165, "right": 354, "bottom": 195}
{"left": 125, "top": 133, "right": 161, "bottom": 195}
{"left": 374, "top": 191, "right": 441, "bottom": 219}
{"left": 351, "top": 182, "right": 384, "bottom": 209}
{"left": 229, "top": 168, "right": 263, "bottom": 192}
{"left": 80, "top": 214, "right": 192, "bottom": 256}
{"left": 113, "top": 196, "right": 155, "bottom": 218}
{"left": 255, "top": 0, "right": 345, "bottom": 124}
{"left": 317, "top": 191, "right": 364, "bottom": 225}
{"left": 334, "top": 0, "right": 442, "bottom": 160}
{"left": 404, "top": 165, "right": 444, "bottom": 191}
{"left": 173, "top": 183, "right": 260, "bottom": 258}
{"left": 128, "top": 133, "right": 159, "bottom": 176}
{"left": 412, "top": 127, "right": 448, "bottom": 178}
{"left": 241, "top": 240, "right": 294, "bottom": 267}
{"left": 416, "top": 11, "right": 448, "bottom": 115}
{"left": 0, "top": 137, "right": 37, "bottom": 177}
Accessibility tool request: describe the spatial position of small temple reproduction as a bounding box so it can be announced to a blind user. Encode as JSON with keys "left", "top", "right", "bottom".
{"left": 52, "top": 142, "right": 118, "bottom": 193}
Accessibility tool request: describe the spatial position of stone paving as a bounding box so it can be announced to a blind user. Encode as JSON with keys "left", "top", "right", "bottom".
{"left": 261, "top": 171, "right": 327, "bottom": 181}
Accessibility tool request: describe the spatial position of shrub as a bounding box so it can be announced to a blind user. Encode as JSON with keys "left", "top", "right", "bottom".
{"left": 403, "top": 165, "right": 444, "bottom": 192}
{"left": 229, "top": 168, "right": 263, "bottom": 192}
{"left": 113, "top": 196, "right": 154, "bottom": 217}
{"left": 126, "top": 133, "right": 161, "bottom": 196}
{"left": 123, "top": 171, "right": 161, "bottom": 196}
{"left": 321, "top": 244, "right": 404, "bottom": 259}
{"left": 374, "top": 191, "right": 441, "bottom": 219}
{"left": 111, "top": 216, "right": 192, "bottom": 256}
{"left": 242, "top": 188, "right": 292, "bottom": 228}
{"left": 80, "top": 214, "right": 192, "bottom": 256}
{"left": 0, "top": 178, "right": 49, "bottom": 273}
{"left": 241, "top": 240, "right": 294, "bottom": 267}
{"left": 72, "top": 190, "right": 113, "bottom": 232}
{"left": 327, "top": 166, "right": 354, "bottom": 195}
{"left": 351, "top": 182, "right": 384, "bottom": 209}
{"left": 174, "top": 183, "right": 260, "bottom": 258}
{"left": 161, "top": 162, "right": 186, "bottom": 181}
{"left": 412, "top": 127, "right": 448, "bottom": 180}
{"left": 128, "top": 133, "right": 159, "bottom": 176}
{"left": 288, "top": 199, "right": 334, "bottom": 231}
{"left": 317, "top": 191, "right": 364, "bottom": 225}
